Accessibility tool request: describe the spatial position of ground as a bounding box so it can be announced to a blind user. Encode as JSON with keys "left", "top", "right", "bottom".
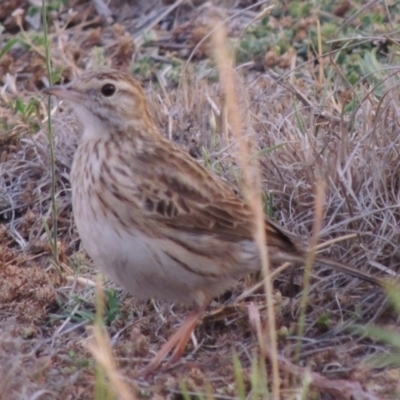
{"left": 1, "top": 0, "right": 400, "bottom": 399}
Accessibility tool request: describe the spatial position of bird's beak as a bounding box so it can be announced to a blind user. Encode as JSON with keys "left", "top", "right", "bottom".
{"left": 42, "top": 84, "right": 85, "bottom": 103}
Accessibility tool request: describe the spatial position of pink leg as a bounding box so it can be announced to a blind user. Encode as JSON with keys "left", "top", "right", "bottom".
{"left": 142, "top": 309, "right": 203, "bottom": 375}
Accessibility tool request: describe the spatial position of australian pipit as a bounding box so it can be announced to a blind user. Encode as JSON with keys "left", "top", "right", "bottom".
{"left": 43, "top": 69, "right": 385, "bottom": 371}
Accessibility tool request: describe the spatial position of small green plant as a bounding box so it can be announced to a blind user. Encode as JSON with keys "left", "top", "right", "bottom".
{"left": 31, "top": 32, "right": 47, "bottom": 47}
{"left": 103, "top": 289, "right": 121, "bottom": 325}
{"left": 28, "top": 0, "right": 68, "bottom": 17}
{"left": 0, "top": 36, "right": 19, "bottom": 60}
{"left": 131, "top": 56, "right": 155, "bottom": 80}
{"left": 68, "top": 351, "right": 91, "bottom": 369}
{"left": 164, "top": 59, "right": 185, "bottom": 85}
{"left": 288, "top": 1, "right": 313, "bottom": 18}
{"left": 49, "top": 65, "right": 64, "bottom": 84}
{"left": 92, "top": 46, "right": 111, "bottom": 69}
{"left": 236, "top": 17, "right": 276, "bottom": 64}
{"left": 51, "top": 289, "right": 121, "bottom": 326}
{"left": 8, "top": 97, "right": 41, "bottom": 133}
{"left": 13, "top": 97, "right": 35, "bottom": 115}
{"left": 351, "top": 284, "right": 400, "bottom": 368}
{"left": 263, "top": 192, "right": 274, "bottom": 218}
{"left": 315, "top": 312, "right": 332, "bottom": 331}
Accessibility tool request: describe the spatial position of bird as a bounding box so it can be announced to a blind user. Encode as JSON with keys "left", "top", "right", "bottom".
{"left": 43, "top": 69, "right": 386, "bottom": 372}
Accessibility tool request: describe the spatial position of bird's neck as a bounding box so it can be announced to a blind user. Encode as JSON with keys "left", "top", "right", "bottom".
{"left": 81, "top": 117, "right": 161, "bottom": 142}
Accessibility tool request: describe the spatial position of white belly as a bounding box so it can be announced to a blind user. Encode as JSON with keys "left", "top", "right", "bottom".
{"left": 72, "top": 190, "right": 239, "bottom": 305}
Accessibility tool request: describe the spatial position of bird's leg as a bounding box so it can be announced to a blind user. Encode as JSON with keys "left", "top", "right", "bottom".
{"left": 142, "top": 306, "right": 206, "bottom": 375}
{"left": 166, "top": 311, "right": 201, "bottom": 366}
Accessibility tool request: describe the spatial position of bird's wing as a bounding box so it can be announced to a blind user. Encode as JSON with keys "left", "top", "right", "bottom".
{"left": 132, "top": 142, "right": 299, "bottom": 253}
{"left": 123, "top": 141, "right": 384, "bottom": 287}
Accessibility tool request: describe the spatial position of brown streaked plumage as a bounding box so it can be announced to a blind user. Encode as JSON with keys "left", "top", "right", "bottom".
{"left": 43, "top": 69, "right": 386, "bottom": 371}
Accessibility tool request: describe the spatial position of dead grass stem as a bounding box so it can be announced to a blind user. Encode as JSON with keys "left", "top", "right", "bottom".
{"left": 212, "top": 23, "right": 279, "bottom": 399}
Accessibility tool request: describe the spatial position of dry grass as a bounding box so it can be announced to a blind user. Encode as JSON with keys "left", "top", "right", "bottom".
{"left": 1, "top": 0, "right": 400, "bottom": 398}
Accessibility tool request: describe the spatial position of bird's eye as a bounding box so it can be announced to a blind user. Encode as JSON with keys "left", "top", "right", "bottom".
{"left": 101, "top": 84, "right": 116, "bottom": 97}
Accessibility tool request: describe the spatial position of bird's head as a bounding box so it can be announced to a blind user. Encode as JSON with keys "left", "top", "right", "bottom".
{"left": 43, "top": 69, "right": 157, "bottom": 139}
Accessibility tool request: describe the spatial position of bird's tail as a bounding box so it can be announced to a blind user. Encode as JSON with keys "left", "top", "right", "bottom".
{"left": 313, "top": 256, "right": 387, "bottom": 288}
{"left": 276, "top": 250, "right": 388, "bottom": 287}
